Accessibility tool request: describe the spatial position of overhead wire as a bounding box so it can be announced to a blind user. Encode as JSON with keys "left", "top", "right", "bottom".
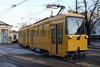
{"left": 0, "top": 0, "right": 28, "bottom": 16}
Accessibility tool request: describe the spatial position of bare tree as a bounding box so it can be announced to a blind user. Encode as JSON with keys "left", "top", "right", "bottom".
{"left": 73, "top": 0, "right": 100, "bottom": 44}
{"left": 19, "top": 22, "right": 28, "bottom": 28}
{"left": 83, "top": 0, "right": 100, "bottom": 44}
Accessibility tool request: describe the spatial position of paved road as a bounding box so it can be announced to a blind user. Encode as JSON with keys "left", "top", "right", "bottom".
{"left": 0, "top": 43, "right": 100, "bottom": 67}
{"left": 89, "top": 41, "right": 100, "bottom": 48}
{"left": 0, "top": 44, "right": 82, "bottom": 67}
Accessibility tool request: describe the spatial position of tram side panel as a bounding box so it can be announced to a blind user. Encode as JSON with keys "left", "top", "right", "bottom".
{"left": 18, "top": 32, "right": 21, "bottom": 45}
{"left": 27, "top": 29, "right": 31, "bottom": 48}
{"left": 29, "top": 30, "right": 33, "bottom": 48}
{"left": 24, "top": 31, "right": 27, "bottom": 47}
{"left": 38, "top": 24, "right": 51, "bottom": 53}
{"left": 31, "top": 24, "right": 51, "bottom": 53}
{"left": 32, "top": 27, "right": 39, "bottom": 49}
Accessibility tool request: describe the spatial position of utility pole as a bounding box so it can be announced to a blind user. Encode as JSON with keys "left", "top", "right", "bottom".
{"left": 76, "top": 0, "right": 78, "bottom": 13}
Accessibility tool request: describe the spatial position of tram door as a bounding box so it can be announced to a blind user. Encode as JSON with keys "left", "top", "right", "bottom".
{"left": 51, "top": 23, "right": 63, "bottom": 55}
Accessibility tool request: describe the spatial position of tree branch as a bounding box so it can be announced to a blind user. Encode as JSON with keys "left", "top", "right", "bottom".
{"left": 89, "top": 0, "right": 100, "bottom": 22}
{"left": 90, "top": 18, "right": 100, "bottom": 31}
{"left": 83, "top": 0, "right": 88, "bottom": 23}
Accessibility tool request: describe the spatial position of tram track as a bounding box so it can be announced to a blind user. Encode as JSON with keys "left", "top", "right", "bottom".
{"left": 0, "top": 45, "right": 82, "bottom": 67}
{"left": 0, "top": 45, "right": 84, "bottom": 67}
{"left": 0, "top": 44, "right": 100, "bottom": 67}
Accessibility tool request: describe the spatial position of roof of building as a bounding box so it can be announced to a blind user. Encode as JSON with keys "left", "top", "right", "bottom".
{"left": 0, "top": 21, "right": 11, "bottom": 26}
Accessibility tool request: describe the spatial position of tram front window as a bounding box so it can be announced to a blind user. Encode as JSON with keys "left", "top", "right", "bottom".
{"left": 66, "top": 17, "right": 86, "bottom": 35}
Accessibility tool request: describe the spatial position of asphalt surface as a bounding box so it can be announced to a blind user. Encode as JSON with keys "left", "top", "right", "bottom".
{"left": 0, "top": 44, "right": 82, "bottom": 67}
{"left": 0, "top": 43, "right": 100, "bottom": 67}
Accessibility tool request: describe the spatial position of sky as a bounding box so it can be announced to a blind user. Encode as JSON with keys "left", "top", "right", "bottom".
{"left": 0, "top": 0, "right": 82, "bottom": 31}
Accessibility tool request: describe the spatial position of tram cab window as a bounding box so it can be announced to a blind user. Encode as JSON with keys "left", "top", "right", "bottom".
{"left": 66, "top": 17, "right": 85, "bottom": 35}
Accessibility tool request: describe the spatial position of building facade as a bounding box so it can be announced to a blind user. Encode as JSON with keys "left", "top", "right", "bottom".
{"left": 9, "top": 30, "right": 18, "bottom": 43}
{"left": 0, "top": 21, "right": 12, "bottom": 43}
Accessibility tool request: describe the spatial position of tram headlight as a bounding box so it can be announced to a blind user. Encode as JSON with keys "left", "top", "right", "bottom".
{"left": 68, "top": 35, "right": 72, "bottom": 39}
{"left": 85, "top": 36, "right": 88, "bottom": 39}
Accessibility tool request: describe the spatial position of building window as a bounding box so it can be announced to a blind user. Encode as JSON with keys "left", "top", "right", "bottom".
{"left": 13, "top": 35, "right": 17, "bottom": 40}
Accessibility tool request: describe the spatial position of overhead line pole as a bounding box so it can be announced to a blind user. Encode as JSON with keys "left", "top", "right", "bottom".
{"left": 76, "top": 0, "right": 78, "bottom": 13}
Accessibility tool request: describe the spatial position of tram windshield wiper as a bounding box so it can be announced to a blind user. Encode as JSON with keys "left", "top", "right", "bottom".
{"left": 76, "top": 21, "right": 84, "bottom": 34}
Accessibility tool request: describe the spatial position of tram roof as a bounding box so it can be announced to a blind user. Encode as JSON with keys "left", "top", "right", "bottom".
{"left": 19, "top": 12, "right": 84, "bottom": 30}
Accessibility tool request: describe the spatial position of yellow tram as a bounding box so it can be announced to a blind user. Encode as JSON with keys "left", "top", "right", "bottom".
{"left": 19, "top": 12, "right": 88, "bottom": 58}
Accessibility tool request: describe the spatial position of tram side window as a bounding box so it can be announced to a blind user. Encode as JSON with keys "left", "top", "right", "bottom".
{"left": 21, "top": 33, "right": 22, "bottom": 41}
{"left": 34, "top": 29, "right": 36, "bottom": 37}
{"left": 27, "top": 31, "right": 29, "bottom": 40}
{"left": 44, "top": 25, "right": 49, "bottom": 36}
{"left": 58, "top": 27, "right": 63, "bottom": 44}
{"left": 39, "top": 29, "right": 42, "bottom": 36}
{"left": 34, "top": 28, "right": 38, "bottom": 36}
{"left": 39, "top": 26, "right": 43, "bottom": 36}
{"left": 35, "top": 30, "right": 38, "bottom": 37}
{"left": 29, "top": 31, "right": 30, "bottom": 39}
{"left": 37, "top": 27, "right": 39, "bottom": 36}
{"left": 44, "top": 26, "right": 46, "bottom": 36}
{"left": 19, "top": 33, "right": 20, "bottom": 39}
{"left": 23, "top": 32, "right": 25, "bottom": 42}
{"left": 26, "top": 32, "right": 27, "bottom": 42}
{"left": 33, "top": 30, "right": 34, "bottom": 36}
{"left": 32, "top": 30, "right": 35, "bottom": 37}
{"left": 42, "top": 26, "right": 44, "bottom": 36}
{"left": 20, "top": 33, "right": 21, "bottom": 38}
{"left": 34, "top": 29, "right": 36, "bottom": 36}
{"left": 51, "top": 28, "right": 55, "bottom": 44}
